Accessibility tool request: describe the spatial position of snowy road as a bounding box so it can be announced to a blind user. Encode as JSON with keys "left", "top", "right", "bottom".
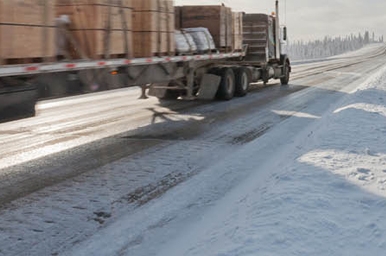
{"left": 0, "top": 44, "right": 386, "bottom": 255}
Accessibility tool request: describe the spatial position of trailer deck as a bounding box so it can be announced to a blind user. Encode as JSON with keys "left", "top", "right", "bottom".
{"left": 0, "top": 52, "right": 245, "bottom": 78}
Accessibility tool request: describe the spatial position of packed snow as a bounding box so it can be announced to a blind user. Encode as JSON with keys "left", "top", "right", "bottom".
{"left": 71, "top": 63, "right": 386, "bottom": 255}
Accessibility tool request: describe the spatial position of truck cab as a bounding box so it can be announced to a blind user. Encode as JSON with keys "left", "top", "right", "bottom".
{"left": 242, "top": 1, "right": 291, "bottom": 85}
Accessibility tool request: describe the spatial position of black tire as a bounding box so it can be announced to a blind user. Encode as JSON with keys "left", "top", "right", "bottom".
{"left": 234, "top": 67, "right": 250, "bottom": 97}
{"left": 215, "top": 68, "right": 235, "bottom": 100}
{"left": 280, "top": 60, "right": 290, "bottom": 85}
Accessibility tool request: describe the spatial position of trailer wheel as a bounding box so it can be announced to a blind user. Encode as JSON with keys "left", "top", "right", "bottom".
{"left": 234, "top": 67, "right": 250, "bottom": 97}
{"left": 215, "top": 68, "right": 235, "bottom": 100}
{"left": 280, "top": 60, "right": 290, "bottom": 85}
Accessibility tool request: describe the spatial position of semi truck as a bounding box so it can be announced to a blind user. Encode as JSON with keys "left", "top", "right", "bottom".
{"left": 0, "top": 0, "right": 290, "bottom": 122}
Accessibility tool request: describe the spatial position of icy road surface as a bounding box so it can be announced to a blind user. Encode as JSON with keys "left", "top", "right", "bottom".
{"left": 0, "top": 44, "right": 386, "bottom": 255}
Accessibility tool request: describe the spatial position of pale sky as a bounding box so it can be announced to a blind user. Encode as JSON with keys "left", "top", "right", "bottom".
{"left": 175, "top": 0, "right": 386, "bottom": 41}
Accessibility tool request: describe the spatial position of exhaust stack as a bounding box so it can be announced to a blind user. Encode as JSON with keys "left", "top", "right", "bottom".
{"left": 275, "top": 0, "right": 281, "bottom": 59}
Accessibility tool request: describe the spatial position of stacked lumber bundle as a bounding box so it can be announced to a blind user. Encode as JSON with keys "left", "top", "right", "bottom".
{"left": 132, "top": 0, "right": 175, "bottom": 58}
{"left": 133, "top": 0, "right": 175, "bottom": 58}
{"left": 232, "top": 12, "right": 244, "bottom": 51}
{"left": 56, "top": 0, "right": 133, "bottom": 59}
{"left": 0, "top": 0, "right": 56, "bottom": 64}
{"left": 179, "top": 5, "right": 235, "bottom": 52}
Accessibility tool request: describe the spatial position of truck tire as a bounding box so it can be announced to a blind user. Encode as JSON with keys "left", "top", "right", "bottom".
{"left": 280, "top": 55, "right": 291, "bottom": 85}
{"left": 215, "top": 68, "right": 235, "bottom": 100}
{"left": 234, "top": 67, "right": 250, "bottom": 97}
{"left": 280, "top": 61, "right": 290, "bottom": 85}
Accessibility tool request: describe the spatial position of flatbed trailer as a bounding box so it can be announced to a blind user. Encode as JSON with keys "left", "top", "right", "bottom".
{"left": 0, "top": 49, "right": 290, "bottom": 118}
{"left": 0, "top": 1, "right": 291, "bottom": 122}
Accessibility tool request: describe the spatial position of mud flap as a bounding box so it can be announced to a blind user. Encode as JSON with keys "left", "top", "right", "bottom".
{"left": 197, "top": 74, "right": 221, "bottom": 100}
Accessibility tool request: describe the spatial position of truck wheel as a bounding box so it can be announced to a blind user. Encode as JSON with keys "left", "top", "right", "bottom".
{"left": 234, "top": 67, "right": 250, "bottom": 97}
{"left": 215, "top": 68, "right": 235, "bottom": 100}
{"left": 280, "top": 61, "right": 290, "bottom": 85}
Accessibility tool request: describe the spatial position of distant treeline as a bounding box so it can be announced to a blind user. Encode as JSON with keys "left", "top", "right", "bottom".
{"left": 283, "top": 31, "right": 384, "bottom": 60}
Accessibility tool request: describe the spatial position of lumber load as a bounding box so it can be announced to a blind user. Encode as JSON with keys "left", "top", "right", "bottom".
{"left": 179, "top": 5, "right": 234, "bottom": 52}
{"left": 132, "top": 0, "right": 175, "bottom": 58}
{"left": 0, "top": 0, "right": 56, "bottom": 64}
{"left": 56, "top": 0, "right": 133, "bottom": 59}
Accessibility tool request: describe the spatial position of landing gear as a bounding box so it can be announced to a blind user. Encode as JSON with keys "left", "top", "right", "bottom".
{"left": 139, "top": 84, "right": 149, "bottom": 99}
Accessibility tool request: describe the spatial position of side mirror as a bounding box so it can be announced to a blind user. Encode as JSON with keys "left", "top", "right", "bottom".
{"left": 283, "top": 26, "right": 287, "bottom": 41}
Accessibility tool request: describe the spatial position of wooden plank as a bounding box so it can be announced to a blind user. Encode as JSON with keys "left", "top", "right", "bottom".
{"left": 0, "top": 26, "right": 56, "bottom": 61}
{"left": 0, "top": 0, "right": 56, "bottom": 61}
{"left": 55, "top": 0, "right": 133, "bottom": 59}
{"left": 132, "top": 0, "right": 174, "bottom": 57}
{"left": 58, "top": 0, "right": 132, "bottom": 7}
{"left": 98, "top": 30, "right": 133, "bottom": 57}
{"left": 133, "top": 31, "right": 175, "bottom": 57}
{"left": 61, "top": 29, "right": 132, "bottom": 59}
{"left": 132, "top": 0, "right": 173, "bottom": 12}
{"left": 56, "top": 1, "right": 133, "bottom": 30}
{"left": 132, "top": 0, "right": 174, "bottom": 32}
{"left": 132, "top": 11, "right": 174, "bottom": 32}
{"left": 0, "top": 0, "right": 56, "bottom": 26}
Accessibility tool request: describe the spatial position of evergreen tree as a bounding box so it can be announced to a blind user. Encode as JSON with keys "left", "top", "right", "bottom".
{"left": 283, "top": 31, "right": 373, "bottom": 60}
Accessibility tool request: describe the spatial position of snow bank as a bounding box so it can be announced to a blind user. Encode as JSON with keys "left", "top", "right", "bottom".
{"left": 300, "top": 65, "right": 386, "bottom": 198}
{"left": 158, "top": 65, "right": 386, "bottom": 255}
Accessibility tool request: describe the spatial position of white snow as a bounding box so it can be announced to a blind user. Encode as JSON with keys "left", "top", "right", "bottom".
{"left": 155, "top": 66, "right": 386, "bottom": 255}
{"left": 70, "top": 64, "right": 386, "bottom": 255}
